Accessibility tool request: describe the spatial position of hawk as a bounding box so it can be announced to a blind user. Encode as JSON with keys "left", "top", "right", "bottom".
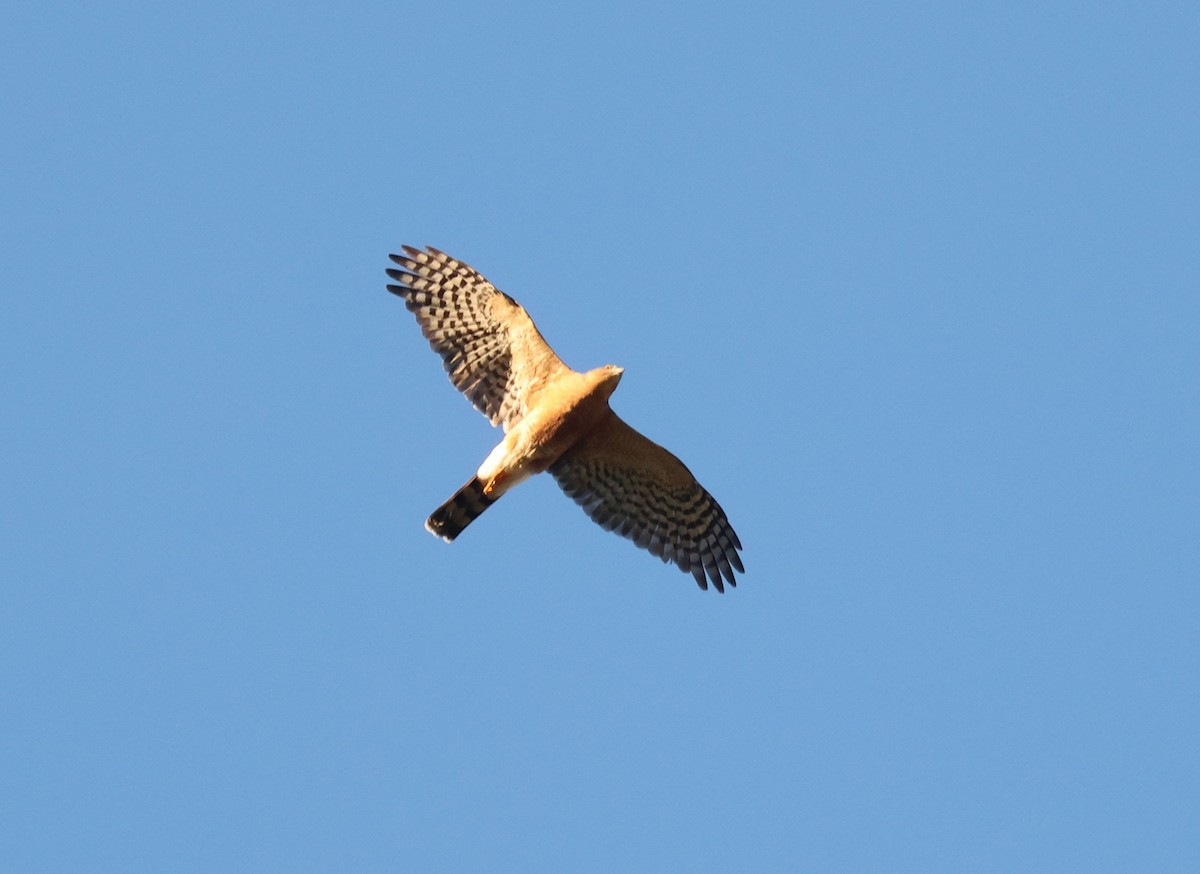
{"left": 386, "top": 246, "right": 744, "bottom": 592}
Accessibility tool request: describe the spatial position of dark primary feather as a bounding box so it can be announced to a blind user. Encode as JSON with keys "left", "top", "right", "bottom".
{"left": 386, "top": 247, "right": 518, "bottom": 426}
{"left": 549, "top": 420, "right": 744, "bottom": 592}
{"left": 386, "top": 246, "right": 569, "bottom": 431}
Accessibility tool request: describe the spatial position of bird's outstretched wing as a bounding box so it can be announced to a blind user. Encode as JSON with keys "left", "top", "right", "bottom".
{"left": 549, "top": 412, "right": 744, "bottom": 591}
{"left": 387, "top": 246, "right": 571, "bottom": 430}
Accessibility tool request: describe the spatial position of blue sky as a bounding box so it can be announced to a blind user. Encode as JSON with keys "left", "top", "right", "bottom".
{"left": 3, "top": 1, "right": 1198, "bottom": 870}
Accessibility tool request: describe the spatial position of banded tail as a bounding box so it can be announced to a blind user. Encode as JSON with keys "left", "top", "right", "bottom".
{"left": 425, "top": 476, "right": 496, "bottom": 542}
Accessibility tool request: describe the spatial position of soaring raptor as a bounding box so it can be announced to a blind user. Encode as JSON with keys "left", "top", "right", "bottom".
{"left": 386, "top": 246, "right": 744, "bottom": 592}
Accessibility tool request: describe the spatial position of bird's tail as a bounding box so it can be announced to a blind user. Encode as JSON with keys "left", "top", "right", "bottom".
{"left": 425, "top": 476, "right": 496, "bottom": 542}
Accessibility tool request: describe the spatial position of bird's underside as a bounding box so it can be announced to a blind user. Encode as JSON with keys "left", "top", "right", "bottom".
{"left": 386, "top": 245, "right": 744, "bottom": 592}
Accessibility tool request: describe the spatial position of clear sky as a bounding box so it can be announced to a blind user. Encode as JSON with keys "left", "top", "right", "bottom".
{"left": 3, "top": 1, "right": 1198, "bottom": 871}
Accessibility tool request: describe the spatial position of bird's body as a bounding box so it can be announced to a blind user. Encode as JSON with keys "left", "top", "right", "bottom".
{"left": 426, "top": 365, "right": 621, "bottom": 541}
{"left": 386, "top": 246, "right": 743, "bottom": 591}
{"left": 474, "top": 365, "right": 622, "bottom": 500}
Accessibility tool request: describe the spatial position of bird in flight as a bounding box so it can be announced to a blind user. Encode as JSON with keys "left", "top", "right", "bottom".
{"left": 386, "top": 246, "right": 744, "bottom": 592}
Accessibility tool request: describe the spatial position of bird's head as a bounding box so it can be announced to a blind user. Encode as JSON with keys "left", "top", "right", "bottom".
{"left": 590, "top": 364, "right": 624, "bottom": 397}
